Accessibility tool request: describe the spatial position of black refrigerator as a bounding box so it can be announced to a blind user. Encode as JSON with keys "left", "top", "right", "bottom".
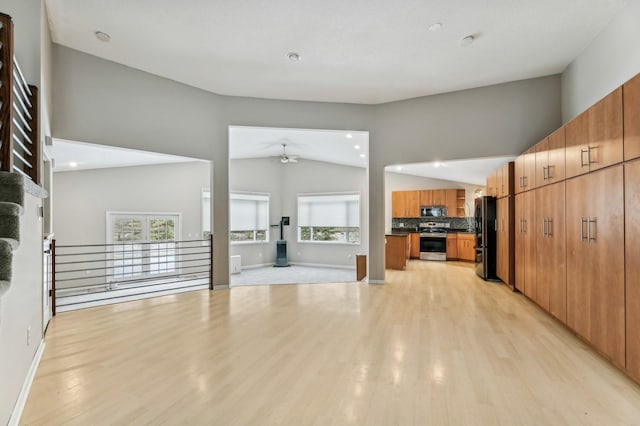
{"left": 474, "top": 196, "right": 498, "bottom": 280}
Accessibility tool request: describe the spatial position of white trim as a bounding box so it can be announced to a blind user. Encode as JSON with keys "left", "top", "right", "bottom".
{"left": 213, "top": 284, "right": 230, "bottom": 290}
{"left": 8, "top": 340, "right": 46, "bottom": 426}
{"left": 289, "top": 262, "right": 356, "bottom": 270}
{"left": 242, "top": 263, "right": 274, "bottom": 270}
{"left": 366, "top": 279, "right": 385, "bottom": 285}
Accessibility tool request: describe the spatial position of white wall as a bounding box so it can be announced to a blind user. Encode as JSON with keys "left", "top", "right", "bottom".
{"left": 52, "top": 161, "right": 210, "bottom": 246}
{"left": 561, "top": 0, "right": 640, "bottom": 122}
{"left": 230, "top": 158, "right": 367, "bottom": 268}
{"left": 384, "top": 172, "right": 481, "bottom": 232}
{"left": 0, "top": 1, "right": 47, "bottom": 423}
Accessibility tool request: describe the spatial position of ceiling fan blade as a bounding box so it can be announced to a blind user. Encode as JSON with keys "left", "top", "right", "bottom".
{"left": 288, "top": 158, "right": 298, "bottom": 163}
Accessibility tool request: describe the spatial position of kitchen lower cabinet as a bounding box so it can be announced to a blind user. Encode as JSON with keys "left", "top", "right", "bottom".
{"left": 514, "top": 192, "right": 536, "bottom": 298}
{"left": 566, "top": 165, "right": 625, "bottom": 368}
{"left": 456, "top": 234, "right": 475, "bottom": 262}
{"left": 496, "top": 197, "right": 514, "bottom": 286}
{"left": 410, "top": 233, "right": 420, "bottom": 259}
{"left": 536, "top": 182, "right": 566, "bottom": 320}
{"left": 385, "top": 235, "right": 407, "bottom": 270}
{"left": 625, "top": 160, "right": 640, "bottom": 380}
{"left": 446, "top": 233, "right": 458, "bottom": 260}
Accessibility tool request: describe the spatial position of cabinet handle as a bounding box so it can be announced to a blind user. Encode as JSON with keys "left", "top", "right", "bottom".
{"left": 547, "top": 165, "right": 553, "bottom": 180}
{"left": 543, "top": 166, "right": 548, "bottom": 180}
{"left": 580, "top": 217, "right": 587, "bottom": 241}
{"left": 542, "top": 218, "right": 547, "bottom": 236}
{"left": 588, "top": 217, "right": 596, "bottom": 242}
{"left": 580, "top": 149, "right": 588, "bottom": 168}
{"left": 588, "top": 146, "right": 596, "bottom": 165}
{"left": 548, "top": 218, "right": 553, "bottom": 237}
{"left": 523, "top": 176, "right": 527, "bottom": 188}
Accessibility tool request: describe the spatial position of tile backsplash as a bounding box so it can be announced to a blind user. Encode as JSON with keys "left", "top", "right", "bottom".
{"left": 392, "top": 217, "right": 475, "bottom": 231}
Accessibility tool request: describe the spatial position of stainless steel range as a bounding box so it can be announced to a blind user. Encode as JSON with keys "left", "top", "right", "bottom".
{"left": 419, "top": 222, "right": 450, "bottom": 261}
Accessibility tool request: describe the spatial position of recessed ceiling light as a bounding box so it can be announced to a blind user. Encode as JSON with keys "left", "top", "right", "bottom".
{"left": 95, "top": 31, "right": 111, "bottom": 42}
{"left": 354, "top": 144, "right": 360, "bottom": 150}
{"left": 287, "top": 52, "right": 301, "bottom": 62}
{"left": 460, "top": 35, "right": 475, "bottom": 47}
{"left": 69, "top": 161, "right": 78, "bottom": 168}
{"left": 396, "top": 166, "right": 403, "bottom": 171}
{"left": 434, "top": 162, "right": 442, "bottom": 168}
{"left": 346, "top": 133, "right": 353, "bottom": 139}
{"left": 360, "top": 154, "right": 366, "bottom": 158}
{"left": 428, "top": 22, "right": 443, "bottom": 32}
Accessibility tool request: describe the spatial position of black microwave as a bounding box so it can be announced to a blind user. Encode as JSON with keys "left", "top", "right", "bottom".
{"left": 421, "top": 206, "right": 446, "bottom": 217}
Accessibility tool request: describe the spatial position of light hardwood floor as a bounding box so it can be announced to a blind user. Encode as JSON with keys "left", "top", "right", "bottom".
{"left": 22, "top": 261, "right": 640, "bottom": 425}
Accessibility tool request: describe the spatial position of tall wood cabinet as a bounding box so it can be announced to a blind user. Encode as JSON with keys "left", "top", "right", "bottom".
{"left": 515, "top": 147, "right": 536, "bottom": 193}
{"left": 514, "top": 191, "right": 535, "bottom": 299}
{"left": 625, "top": 160, "right": 640, "bottom": 381}
{"left": 624, "top": 73, "right": 640, "bottom": 161}
{"left": 535, "top": 182, "right": 566, "bottom": 321}
{"left": 496, "top": 197, "right": 514, "bottom": 286}
{"left": 535, "top": 127, "right": 566, "bottom": 186}
{"left": 566, "top": 165, "right": 625, "bottom": 368}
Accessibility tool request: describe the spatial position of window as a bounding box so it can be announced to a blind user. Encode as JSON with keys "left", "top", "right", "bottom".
{"left": 230, "top": 193, "right": 269, "bottom": 243}
{"left": 297, "top": 193, "right": 360, "bottom": 244}
{"left": 107, "top": 213, "right": 180, "bottom": 280}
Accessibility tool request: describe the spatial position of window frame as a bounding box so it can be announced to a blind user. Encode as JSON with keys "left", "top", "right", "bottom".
{"left": 296, "top": 192, "right": 361, "bottom": 245}
{"left": 228, "top": 192, "right": 271, "bottom": 245}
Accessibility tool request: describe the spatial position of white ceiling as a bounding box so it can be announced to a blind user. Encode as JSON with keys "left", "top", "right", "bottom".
{"left": 229, "top": 126, "right": 369, "bottom": 168}
{"left": 45, "top": 0, "right": 628, "bottom": 104}
{"left": 51, "top": 139, "right": 200, "bottom": 172}
{"left": 388, "top": 156, "right": 517, "bottom": 185}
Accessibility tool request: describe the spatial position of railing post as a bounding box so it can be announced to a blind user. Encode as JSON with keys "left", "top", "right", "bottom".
{"left": 0, "top": 13, "right": 15, "bottom": 173}
{"left": 51, "top": 238, "right": 56, "bottom": 316}
{"left": 209, "top": 234, "right": 214, "bottom": 290}
{"left": 26, "top": 85, "right": 38, "bottom": 183}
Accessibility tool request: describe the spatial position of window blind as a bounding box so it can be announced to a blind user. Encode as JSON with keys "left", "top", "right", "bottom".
{"left": 297, "top": 194, "right": 360, "bottom": 227}
{"left": 230, "top": 193, "right": 269, "bottom": 231}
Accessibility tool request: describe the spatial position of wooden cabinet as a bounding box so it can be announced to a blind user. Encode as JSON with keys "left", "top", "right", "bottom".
{"left": 456, "top": 234, "right": 475, "bottom": 262}
{"left": 498, "top": 162, "right": 514, "bottom": 198}
{"left": 536, "top": 182, "right": 565, "bottom": 320}
{"left": 446, "top": 233, "right": 458, "bottom": 260}
{"left": 391, "top": 190, "right": 420, "bottom": 218}
{"left": 419, "top": 189, "right": 445, "bottom": 206}
{"left": 410, "top": 233, "right": 420, "bottom": 259}
{"left": 456, "top": 189, "right": 466, "bottom": 218}
{"left": 514, "top": 192, "right": 535, "bottom": 296}
{"left": 515, "top": 147, "right": 536, "bottom": 193}
{"left": 444, "top": 189, "right": 458, "bottom": 218}
{"left": 566, "top": 89, "right": 623, "bottom": 178}
{"left": 486, "top": 171, "right": 497, "bottom": 197}
{"left": 566, "top": 165, "right": 625, "bottom": 368}
{"left": 385, "top": 235, "right": 408, "bottom": 270}
{"left": 535, "top": 128, "right": 566, "bottom": 187}
{"left": 624, "top": 73, "right": 640, "bottom": 161}
{"left": 625, "top": 160, "right": 640, "bottom": 380}
{"left": 496, "top": 197, "right": 514, "bottom": 286}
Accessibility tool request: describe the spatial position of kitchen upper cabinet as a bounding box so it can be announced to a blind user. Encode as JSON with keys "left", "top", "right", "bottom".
{"left": 624, "top": 73, "right": 640, "bottom": 161}
{"left": 514, "top": 191, "right": 535, "bottom": 299}
{"left": 515, "top": 148, "right": 536, "bottom": 193}
{"left": 446, "top": 233, "right": 458, "bottom": 260}
{"left": 566, "top": 89, "right": 623, "bottom": 178}
{"left": 536, "top": 182, "right": 566, "bottom": 321}
{"left": 444, "top": 189, "right": 458, "bottom": 218}
{"left": 588, "top": 88, "right": 623, "bottom": 172}
{"left": 566, "top": 165, "right": 625, "bottom": 368}
{"left": 535, "top": 128, "right": 566, "bottom": 187}
{"left": 410, "top": 233, "right": 420, "bottom": 259}
{"left": 486, "top": 171, "right": 498, "bottom": 197}
{"left": 625, "top": 160, "right": 640, "bottom": 381}
{"left": 498, "top": 162, "right": 514, "bottom": 198}
{"left": 420, "top": 189, "right": 445, "bottom": 206}
{"left": 456, "top": 234, "right": 475, "bottom": 262}
{"left": 496, "top": 197, "right": 514, "bottom": 286}
{"left": 392, "top": 191, "right": 420, "bottom": 218}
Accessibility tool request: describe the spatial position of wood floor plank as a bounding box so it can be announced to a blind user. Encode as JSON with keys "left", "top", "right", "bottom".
{"left": 21, "top": 261, "right": 640, "bottom": 425}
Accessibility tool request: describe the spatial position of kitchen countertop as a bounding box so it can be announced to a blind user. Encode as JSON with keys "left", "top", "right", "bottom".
{"left": 391, "top": 228, "right": 474, "bottom": 234}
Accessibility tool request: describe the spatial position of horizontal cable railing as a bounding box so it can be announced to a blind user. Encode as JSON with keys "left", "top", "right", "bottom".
{"left": 52, "top": 236, "right": 213, "bottom": 314}
{"left": 0, "top": 13, "right": 39, "bottom": 183}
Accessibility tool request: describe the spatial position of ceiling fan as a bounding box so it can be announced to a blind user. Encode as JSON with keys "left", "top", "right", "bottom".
{"left": 279, "top": 143, "right": 299, "bottom": 163}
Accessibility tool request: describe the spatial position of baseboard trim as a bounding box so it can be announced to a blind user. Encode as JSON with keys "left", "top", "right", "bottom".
{"left": 213, "top": 284, "right": 230, "bottom": 290}
{"left": 366, "top": 279, "right": 385, "bottom": 285}
{"left": 8, "top": 339, "right": 46, "bottom": 426}
{"left": 242, "top": 263, "right": 273, "bottom": 270}
{"left": 289, "top": 262, "right": 355, "bottom": 270}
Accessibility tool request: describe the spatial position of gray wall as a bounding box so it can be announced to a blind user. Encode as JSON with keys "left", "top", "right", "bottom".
{"left": 0, "top": 1, "right": 48, "bottom": 423}
{"left": 230, "top": 158, "right": 367, "bottom": 268}
{"left": 561, "top": 0, "right": 640, "bottom": 122}
{"left": 51, "top": 44, "right": 562, "bottom": 284}
{"left": 52, "top": 161, "right": 210, "bottom": 246}
{"left": 384, "top": 172, "right": 482, "bottom": 233}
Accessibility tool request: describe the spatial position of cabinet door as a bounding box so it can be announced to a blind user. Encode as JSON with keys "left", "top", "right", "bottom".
{"left": 625, "top": 160, "right": 640, "bottom": 380}
{"left": 535, "top": 137, "right": 550, "bottom": 188}
{"left": 392, "top": 191, "right": 406, "bottom": 218}
{"left": 536, "top": 183, "right": 565, "bottom": 318}
{"left": 547, "top": 127, "right": 566, "bottom": 184}
{"left": 496, "top": 198, "right": 510, "bottom": 282}
{"left": 624, "top": 73, "right": 640, "bottom": 161}
{"left": 567, "top": 166, "right": 625, "bottom": 367}
{"left": 410, "top": 233, "right": 420, "bottom": 259}
{"left": 514, "top": 155, "right": 526, "bottom": 194}
{"left": 431, "top": 190, "right": 446, "bottom": 206}
{"left": 405, "top": 191, "right": 420, "bottom": 217}
{"left": 456, "top": 235, "right": 474, "bottom": 261}
{"left": 496, "top": 166, "right": 504, "bottom": 198}
{"left": 524, "top": 148, "right": 537, "bottom": 191}
{"left": 446, "top": 234, "right": 458, "bottom": 259}
{"left": 588, "top": 88, "right": 623, "bottom": 172}
{"left": 514, "top": 193, "right": 525, "bottom": 293}
{"left": 444, "top": 189, "right": 457, "bottom": 218}
{"left": 565, "top": 111, "right": 590, "bottom": 179}
{"left": 486, "top": 172, "right": 497, "bottom": 197}
{"left": 419, "top": 190, "right": 432, "bottom": 206}
{"left": 514, "top": 192, "right": 535, "bottom": 297}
